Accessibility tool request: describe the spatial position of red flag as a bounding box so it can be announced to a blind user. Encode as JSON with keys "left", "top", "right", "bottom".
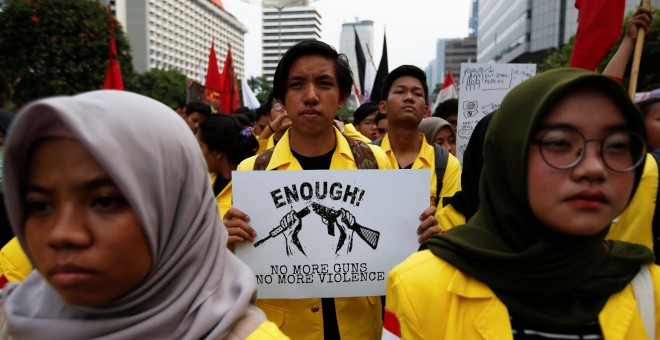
{"left": 220, "top": 45, "right": 240, "bottom": 113}
{"left": 102, "top": 5, "right": 123, "bottom": 90}
{"left": 382, "top": 308, "right": 401, "bottom": 339}
{"left": 432, "top": 72, "right": 459, "bottom": 111}
{"left": 569, "top": 0, "right": 625, "bottom": 71}
{"left": 205, "top": 39, "right": 222, "bottom": 92}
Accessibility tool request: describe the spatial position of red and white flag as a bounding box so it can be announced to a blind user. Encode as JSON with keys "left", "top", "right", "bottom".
{"left": 432, "top": 72, "right": 458, "bottom": 111}
{"left": 102, "top": 5, "right": 123, "bottom": 90}
{"left": 382, "top": 308, "right": 401, "bottom": 339}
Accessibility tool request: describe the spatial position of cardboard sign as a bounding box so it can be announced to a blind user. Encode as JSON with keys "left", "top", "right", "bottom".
{"left": 456, "top": 63, "right": 536, "bottom": 162}
{"left": 233, "top": 169, "right": 429, "bottom": 299}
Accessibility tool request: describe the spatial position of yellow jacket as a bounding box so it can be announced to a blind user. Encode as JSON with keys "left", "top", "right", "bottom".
{"left": 210, "top": 173, "right": 233, "bottom": 219}
{"left": 237, "top": 128, "right": 393, "bottom": 340}
{"left": 387, "top": 249, "right": 660, "bottom": 339}
{"left": 246, "top": 321, "right": 290, "bottom": 339}
{"left": 607, "top": 153, "right": 658, "bottom": 250}
{"left": 378, "top": 134, "right": 462, "bottom": 212}
{"left": 436, "top": 203, "right": 466, "bottom": 231}
{"left": 0, "top": 237, "right": 32, "bottom": 284}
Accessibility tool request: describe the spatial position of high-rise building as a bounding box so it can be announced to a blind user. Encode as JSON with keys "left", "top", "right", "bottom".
{"left": 477, "top": 0, "right": 657, "bottom": 63}
{"left": 468, "top": 0, "right": 478, "bottom": 37}
{"left": 339, "top": 20, "right": 374, "bottom": 92}
{"left": 103, "top": 0, "right": 247, "bottom": 80}
{"left": 427, "top": 39, "right": 447, "bottom": 92}
{"left": 262, "top": 0, "right": 321, "bottom": 81}
{"left": 445, "top": 36, "right": 477, "bottom": 84}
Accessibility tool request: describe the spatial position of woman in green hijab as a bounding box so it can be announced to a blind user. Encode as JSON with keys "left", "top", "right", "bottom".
{"left": 384, "top": 68, "right": 658, "bottom": 339}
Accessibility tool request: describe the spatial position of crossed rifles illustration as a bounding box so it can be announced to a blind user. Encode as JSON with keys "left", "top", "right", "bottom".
{"left": 253, "top": 203, "right": 380, "bottom": 256}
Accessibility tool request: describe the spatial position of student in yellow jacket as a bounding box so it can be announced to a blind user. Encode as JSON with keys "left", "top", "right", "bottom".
{"left": 224, "top": 40, "right": 430, "bottom": 340}
{"left": 386, "top": 69, "right": 658, "bottom": 339}
{"left": 377, "top": 65, "right": 462, "bottom": 241}
{"left": 196, "top": 114, "right": 259, "bottom": 220}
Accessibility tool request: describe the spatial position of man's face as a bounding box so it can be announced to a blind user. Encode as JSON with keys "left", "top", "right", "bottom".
{"left": 284, "top": 55, "right": 344, "bottom": 137}
{"left": 186, "top": 112, "right": 206, "bottom": 135}
{"left": 254, "top": 115, "right": 269, "bottom": 136}
{"left": 377, "top": 118, "right": 388, "bottom": 139}
{"left": 356, "top": 112, "right": 379, "bottom": 141}
{"left": 379, "top": 76, "right": 429, "bottom": 128}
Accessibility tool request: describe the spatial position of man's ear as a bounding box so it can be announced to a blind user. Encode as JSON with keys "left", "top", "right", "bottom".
{"left": 424, "top": 106, "right": 430, "bottom": 117}
{"left": 338, "top": 94, "right": 347, "bottom": 109}
{"left": 212, "top": 150, "right": 223, "bottom": 160}
{"left": 378, "top": 100, "right": 388, "bottom": 116}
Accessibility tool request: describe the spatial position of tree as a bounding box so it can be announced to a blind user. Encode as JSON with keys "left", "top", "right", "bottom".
{"left": 0, "top": 0, "right": 135, "bottom": 109}
{"left": 247, "top": 75, "right": 272, "bottom": 104}
{"left": 539, "top": 9, "right": 660, "bottom": 92}
{"left": 129, "top": 69, "right": 187, "bottom": 109}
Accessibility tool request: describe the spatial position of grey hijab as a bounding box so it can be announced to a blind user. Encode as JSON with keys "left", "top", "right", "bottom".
{"left": 1, "top": 90, "right": 265, "bottom": 339}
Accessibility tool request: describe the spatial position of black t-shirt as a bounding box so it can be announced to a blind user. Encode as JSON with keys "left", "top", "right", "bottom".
{"left": 291, "top": 147, "right": 335, "bottom": 170}
{"left": 291, "top": 146, "right": 339, "bottom": 338}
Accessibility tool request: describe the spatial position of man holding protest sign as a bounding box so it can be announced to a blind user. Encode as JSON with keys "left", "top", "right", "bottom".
{"left": 224, "top": 40, "right": 395, "bottom": 339}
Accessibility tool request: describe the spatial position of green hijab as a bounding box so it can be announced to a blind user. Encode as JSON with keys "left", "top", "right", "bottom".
{"left": 423, "top": 68, "right": 653, "bottom": 331}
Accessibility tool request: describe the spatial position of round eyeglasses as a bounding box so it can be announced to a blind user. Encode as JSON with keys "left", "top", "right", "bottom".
{"left": 533, "top": 127, "right": 646, "bottom": 172}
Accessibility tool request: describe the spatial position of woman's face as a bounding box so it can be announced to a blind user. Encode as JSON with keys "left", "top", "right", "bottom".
{"left": 434, "top": 126, "right": 456, "bottom": 155}
{"left": 196, "top": 133, "right": 219, "bottom": 173}
{"left": 24, "top": 138, "right": 152, "bottom": 307}
{"left": 527, "top": 90, "right": 635, "bottom": 236}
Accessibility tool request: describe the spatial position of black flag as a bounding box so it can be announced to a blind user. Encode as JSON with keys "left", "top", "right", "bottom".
{"left": 371, "top": 33, "right": 388, "bottom": 103}
{"left": 354, "top": 26, "right": 367, "bottom": 95}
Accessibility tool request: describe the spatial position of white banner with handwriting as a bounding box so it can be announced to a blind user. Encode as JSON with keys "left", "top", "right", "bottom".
{"left": 233, "top": 169, "right": 428, "bottom": 299}
{"left": 457, "top": 63, "right": 536, "bottom": 162}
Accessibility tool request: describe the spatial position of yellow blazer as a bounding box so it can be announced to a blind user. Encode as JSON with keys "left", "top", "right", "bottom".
{"left": 387, "top": 249, "right": 660, "bottom": 339}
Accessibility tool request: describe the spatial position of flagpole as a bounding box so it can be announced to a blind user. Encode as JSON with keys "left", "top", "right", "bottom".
{"left": 629, "top": 0, "right": 651, "bottom": 99}
{"left": 365, "top": 44, "right": 377, "bottom": 68}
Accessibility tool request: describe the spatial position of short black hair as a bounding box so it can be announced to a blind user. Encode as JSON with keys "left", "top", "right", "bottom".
{"left": 272, "top": 40, "right": 353, "bottom": 104}
{"left": 185, "top": 101, "right": 211, "bottom": 117}
{"left": 375, "top": 112, "right": 387, "bottom": 125}
{"left": 198, "top": 114, "right": 258, "bottom": 167}
{"left": 353, "top": 102, "right": 379, "bottom": 125}
{"left": 382, "top": 65, "right": 429, "bottom": 100}
{"left": 433, "top": 98, "right": 458, "bottom": 119}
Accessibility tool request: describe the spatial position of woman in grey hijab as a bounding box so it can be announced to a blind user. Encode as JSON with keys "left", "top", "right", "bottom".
{"left": 418, "top": 117, "right": 456, "bottom": 155}
{"left": 0, "top": 90, "right": 287, "bottom": 339}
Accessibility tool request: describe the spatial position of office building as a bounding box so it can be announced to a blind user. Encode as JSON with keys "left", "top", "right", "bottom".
{"left": 262, "top": 0, "right": 321, "bottom": 81}
{"left": 104, "top": 0, "right": 247, "bottom": 80}
{"left": 477, "top": 0, "right": 658, "bottom": 63}
{"left": 339, "top": 20, "right": 374, "bottom": 92}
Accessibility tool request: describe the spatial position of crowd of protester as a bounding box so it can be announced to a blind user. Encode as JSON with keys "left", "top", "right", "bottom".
{"left": 0, "top": 6, "right": 657, "bottom": 340}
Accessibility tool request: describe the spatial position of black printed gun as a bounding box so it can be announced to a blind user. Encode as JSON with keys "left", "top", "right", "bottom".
{"left": 311, "top": 203, "right": 380, "bottom": 252}
{"left": 253, "top": 207, "right": 311, "bottom": 255}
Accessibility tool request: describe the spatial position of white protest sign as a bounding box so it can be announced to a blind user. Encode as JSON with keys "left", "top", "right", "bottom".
{"left": 457, "top": 63, "right": 536, "bottom": 162}
{"left": 233, "top": 169, "right": 429, "bottom": 299}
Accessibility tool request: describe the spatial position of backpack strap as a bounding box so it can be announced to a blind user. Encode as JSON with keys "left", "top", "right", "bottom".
{"left": 651, "top": 150, "right": 660, "bottom": 260}
{"left": 253, "top": 147, "right": 275, "bottom": 171}
{"left": 345, "top": 135, "right": 379, "bottom": 169}
{"left": 631, "top": 265, "right": 655, "bottom": 339}
{"left": 433, "top": 144, "right": 449, "bottom": 207}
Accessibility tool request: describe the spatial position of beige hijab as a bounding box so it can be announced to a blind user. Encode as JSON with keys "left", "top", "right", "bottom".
{"left": 1, "top": 90, "right": 265, "bottom": 339}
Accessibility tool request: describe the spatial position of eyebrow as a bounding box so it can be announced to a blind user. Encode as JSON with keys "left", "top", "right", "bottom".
{"left": 26, "top": 177, "right": 118, "bottom": 195}
{"left": 536, "top": 122, "right": 629, "bottom": 133}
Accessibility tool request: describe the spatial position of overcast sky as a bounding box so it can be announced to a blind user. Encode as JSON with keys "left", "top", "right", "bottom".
{"left": 222, "top": 0, "right": 472, "bottom": 78}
